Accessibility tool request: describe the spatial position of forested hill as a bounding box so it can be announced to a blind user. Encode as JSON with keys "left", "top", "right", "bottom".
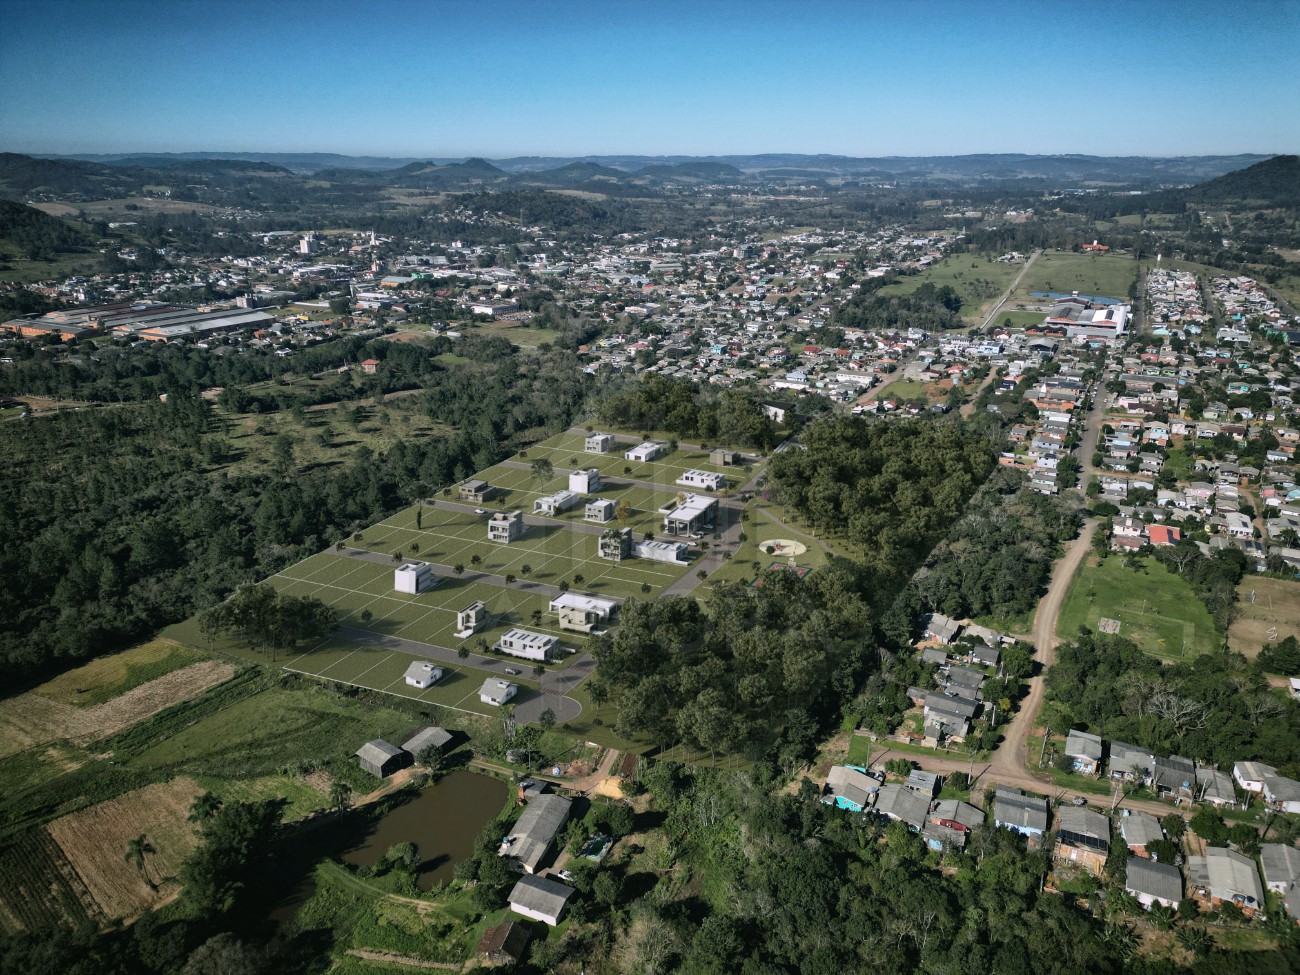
{"left": 0, "top": 200, "right": 91, "bottom": 261}
{"left": 1182, "top": 153, "right": 1300, "bottom": 207}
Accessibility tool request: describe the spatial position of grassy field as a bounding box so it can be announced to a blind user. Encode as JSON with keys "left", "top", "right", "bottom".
{"left": 1229, "top": 576, "right": 1300, "bottom": 658}
{"left": 1008, "top": 250, "right": 1138, "bottom": 303}
{"left": 518, "top": 430, "right": 760, "bottom": 488}
{"left": 33, "top": 638, "right": 201, "bottom": 708}
{"left": 1056, "top": 554, "right": 1220, "bottom": 659}
{"left": 471, "top": 322, "right": 563, "bottom": 347}
{"left": 875, "top": 377, "right": 943, "bottom": 403}
{"left": 875, "top": 255, "right": 1021, "bottom": 324}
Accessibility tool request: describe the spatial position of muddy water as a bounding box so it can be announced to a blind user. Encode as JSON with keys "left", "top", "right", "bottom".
{"left": 340, "top": 770, "right": 509, "bottom": 889}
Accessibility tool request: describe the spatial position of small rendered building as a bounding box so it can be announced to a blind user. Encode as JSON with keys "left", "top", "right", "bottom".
{"left": 585, "top": 499, "right": 615, "bottom": 523}
{"left": 496, "top": 628, "right": 559, "bottom": 662}
{"left": 404, "top": 661, "right": 444, "bottom": 689}
{"left": 459, "top": 479, "right": 501, "bottom": 503}
{"left": 394, "top": 560, "right": 437, "bottom": 594}
{"left": 488, "top": 510, "right": 525, "bottom": 543}
{"left": 549, "top": 592, "right": 620, "bottom": 633}
{"left": 598, "top": 527, "right": 633, "bottom": 561}
{"left": 456, "top": 601, "right": 489, "bottom": 637}
{"left": 636, "top": 539, "right": 691, "bottom": 563}
{"left": 663, "top": 494, "right": 718, "bottom": 536}
{"left": 625, "top": 440, "right": 665, "bottom": 463}
{"left": 480, "top": 678, "right": 519, "bottom": 706}
{"left": 533, "top": 490, "right": 580, "bottom": 516}
{"left": 676, "top": 469, "right": 725, "bottom": 491}
{"left": 569, "top": 468, "right": 602, "bottom": 494}
{"left": 584, "top": 433, "right": 614, "bottom": 454}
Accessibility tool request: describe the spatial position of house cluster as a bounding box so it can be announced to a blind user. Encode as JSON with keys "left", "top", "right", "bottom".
{"left": 1088, "top": 266, "right": 1300, "bottom": 569}
{"left": 999, "top": 362, "right": 1094, "bottom": 495}
{"left": 905, "top": 614, "right": 1014, "bottom": 743}
{"left": 822, "top": 764, "right": 985, "bottom": 853}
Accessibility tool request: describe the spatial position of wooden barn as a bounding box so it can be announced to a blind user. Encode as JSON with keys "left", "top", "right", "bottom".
{"left": 356, "top": 739, "right": 406, "bottom": 778}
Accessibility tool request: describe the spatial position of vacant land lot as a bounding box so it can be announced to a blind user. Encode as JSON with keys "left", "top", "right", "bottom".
{"left": 34, "top": 638, "right": 201, "bottom": 707}
{"left": 1228, "top": 576, "right": 1300, "bottom": 658}
{"left": 1056, "top": 555, "right": 1219, "bottom": 659}
{"left": 46, "top": 777, "right": 203, "bottom": 920}
{"left": 0, "top": 658, "right": 237, "bottom": 759}
{"left": 1009, "top": 250, "right": 1137, "bottom": 303}
{"left": 875, "top": 255, "right": 1021, "bottom": 324}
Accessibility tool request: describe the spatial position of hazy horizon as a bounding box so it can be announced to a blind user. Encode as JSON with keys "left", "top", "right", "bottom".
{"left": 2, "top": 0, "right": 1298, "bottom": 158}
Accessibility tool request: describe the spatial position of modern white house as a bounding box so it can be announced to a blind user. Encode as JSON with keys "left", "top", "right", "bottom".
{"left": 479, "top": 678, "right": 519, "bottom": 707}
{"left": 636, "top": 539, "right": 691, "bottom": 564}
{"left": 625, "top": 440, "right": 665, "bottom": 463}
{"left": 599, "top": 527, "right": 634, "bottom": 561}
{"left": 676, "top": 469, "right": 725, "bottom": 491}
{"left": 569, "top": 468, "right": 602, "bottom": 494}
{"left": 496, "top": 628, "right": 559, "bottom": 662}
{"left": 663, "top": 494, "right": 718, "bottom": 536}
{"left": 456, "top": 601, "right": 488, "bottom": 638}
{"left": 533, "top": 490, "right": 580, "bottom": 517}
{"left": 549, "top": 592, "right": 619, "bottom": 633}
{"left": 584, "top": 498, "right": 615, "bottom": 523}
{"left": 584, "top": 433, "right": 614, "bottom": 454}
{"left": 404, "top": 661, "right": 444, "bottom": 689}
{"left": 394, "top": 561, "right": 437, "bottom": 594}
{"left": 488, "top": 510, "right": 525, "bottom": 543}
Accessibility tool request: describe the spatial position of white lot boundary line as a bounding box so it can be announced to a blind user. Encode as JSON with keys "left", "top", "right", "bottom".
{"left": 284, "top": 668, "right": 490, "bottom": 718}
{"left": 311, "top": 646, "right": 364, "bottom": 680}
{"left": 282, "top": 634, "right": 338, "bottom": 669}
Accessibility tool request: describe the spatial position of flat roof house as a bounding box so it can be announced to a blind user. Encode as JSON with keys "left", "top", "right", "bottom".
{"left": 534, "top": 490, "right": 580, "bottom": 517}
{"left": 598, "top": 526, "right": 633, "bottom": 561}
{"left": 496, "top": 628, "right": 558, "bottom": 662}
{"left": 488, "top": 510, "right": 525, "bottom": 543}
{"left": 404, "top": 661, "right": 443, "bottom": 689}
{"left": 394, "top": 560, "right": 437, "bottom": 594}
{"left": 508, "top": 875, "right": 574, "bottom": 926}
{"left": 676, "top": 469, "right": 725, "bottom": 491}
{"left": 584, "top": 433, "right": 614, "bottom": 454}
{"left": 456, "top": 601, "right": 488, "bottom": 637}
{"left": 663, "top": 494, "right": 718, "bottom": 536}
{"left": 993, "top": 786, "right": 1049, "bottom": 841}
{"left": 709, "top": 449, "right": 741, "bottom": 467}
{"left": 501, "top": 794, "right": 572, "bottom": 874}
{"left": 569, "top": 468, "right": 602, "bottom": 494}
{"left": 459, "top": 479, "right": 501, "bottom": 503}
{"left": 479, "top": 678, "right": 518, "bottom": 707}
{"left": 585, "top": 498, "right": 615, "bottom": 523}
{"left": 356, "top": 739, "right": 406, "bottom": 778}
{"left": 550, "top": 592, "right": 619, "bottom": 634}
{"left": 1126, "top": 858, "right": 1183, "bottom": 911}
{"left": 636, "top": 539, "right": 691, "bottom": 563}
{"left": 625, "top": 440, "right": 666, "bottom": 463}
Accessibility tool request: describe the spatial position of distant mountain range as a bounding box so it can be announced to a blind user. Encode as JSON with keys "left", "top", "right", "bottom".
{"left": 24, "top": 149, "right": 1274, "bottom": 184}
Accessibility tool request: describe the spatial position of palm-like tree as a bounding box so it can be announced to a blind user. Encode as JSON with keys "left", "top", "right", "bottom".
{"left": 124, "top": 834, "right": 157, "bottom": 891}
{"left": 188, "top": 791, "right": 222, "bottom": 823}
{"left": 329, "top": 781, "right": 354, "bottom": 813}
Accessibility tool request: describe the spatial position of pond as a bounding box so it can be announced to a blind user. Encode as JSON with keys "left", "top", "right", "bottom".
{"left": 340, "top": 769, "right": 510, "bottom": 890}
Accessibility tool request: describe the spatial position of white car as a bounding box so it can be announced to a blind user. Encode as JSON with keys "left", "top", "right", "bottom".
{"left": 474, "top": 508, "right": 485, "bottom": 514}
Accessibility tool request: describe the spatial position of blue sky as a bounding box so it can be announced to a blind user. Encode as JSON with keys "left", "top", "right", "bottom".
{"left": 1, "top": 0, "right": 1297, "bottom": 157}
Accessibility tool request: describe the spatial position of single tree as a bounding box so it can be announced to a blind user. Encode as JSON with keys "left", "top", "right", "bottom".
{"left": 124, "top": 834, "right": 157, "bottom": 891}
{"left": 329, "top": 781, "right": 354, "bottom": 813}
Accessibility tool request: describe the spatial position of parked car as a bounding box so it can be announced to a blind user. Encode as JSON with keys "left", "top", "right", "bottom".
{"left": 504, "top": 667, "right": 520, "bottom": 676}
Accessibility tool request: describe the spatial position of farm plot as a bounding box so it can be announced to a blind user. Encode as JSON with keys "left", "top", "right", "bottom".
{"left": 34, "top": 638, "right": 202, "bottom": 708}
{"left": 0, "top": 658, "right": 237, "bottom": 759}
{"left": 46, "top": 777, "right": 204, "bottom": 921}
{"left": 1229, "top": 576, "right": 1300, "bottom": 658}
{"left": 0, "top": 829, "right": 104, "bottom": 933}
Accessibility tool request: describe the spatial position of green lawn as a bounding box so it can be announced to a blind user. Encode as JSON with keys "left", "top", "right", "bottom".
{"left": 875, "top": 255, "right": 1022, "bottom": 324}
{"left": 1056, "top": 554, "right": 1220, "bottom": 659}
{"left": 1009, "top": 250, "right": 1138, "bottom": 303}
{"left": 875, "top": 377, "right": 936, "bottom": 402}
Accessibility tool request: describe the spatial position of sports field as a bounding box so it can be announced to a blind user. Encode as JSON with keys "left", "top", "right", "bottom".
{"left": 1229, "top": 576, "right": 1300, "bottom": 658}
{"left": 1056, "top": 554, "right": 1219, "bottom": 659}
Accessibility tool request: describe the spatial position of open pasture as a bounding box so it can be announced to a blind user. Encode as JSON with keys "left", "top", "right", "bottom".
{"left": 1229, "top": 575, "right": 1300, "bottom": 658}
